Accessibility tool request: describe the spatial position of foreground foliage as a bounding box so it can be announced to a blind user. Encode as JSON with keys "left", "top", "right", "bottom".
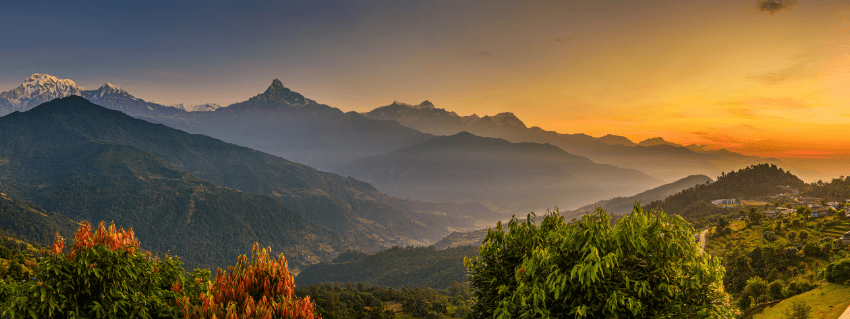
{"left": 465, "top": 205, "right": 735, "bottom": 318}
{"left": 1, "top": 221, "right": 320, "bottom": 319}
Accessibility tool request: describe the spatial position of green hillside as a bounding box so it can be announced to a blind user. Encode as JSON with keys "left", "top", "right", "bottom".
{"left": 296, "top": 245, "right": 479, "bottom": 290}
{"left": 0, "top": 112, "right": 353, "bottom": 271}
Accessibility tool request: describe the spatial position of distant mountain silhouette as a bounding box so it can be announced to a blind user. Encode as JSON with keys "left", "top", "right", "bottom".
{"left": 364, "top": 100, "right": 782, "bottom": 181}
{"left": 336, "top": 132, "right": 663, "bottom": 213}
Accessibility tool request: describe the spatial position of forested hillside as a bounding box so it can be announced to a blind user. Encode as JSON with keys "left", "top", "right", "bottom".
{"left": 296, "top": 246, "right": 478, "bottom": 290}
{"left": 3, "top": 96, "right": 493, "bottom": 252}
{"left": 0, "top": 106, "right": 354, "bottom": 271}
{"left": 0, "top": 192, "right": 78, "bottom": 247}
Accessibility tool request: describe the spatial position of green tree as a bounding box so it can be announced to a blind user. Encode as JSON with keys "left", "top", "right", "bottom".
{"left": 464, "top": 205, "right": 735, "bottom": 319}
{"left": 768, "top": 280, "right": 784, "bottom": 300}
{"left": 748, "top": 208, "right": 764, "bottom": 226}
{"left": 743, "top": 276, "right": 768, "bottom": 304}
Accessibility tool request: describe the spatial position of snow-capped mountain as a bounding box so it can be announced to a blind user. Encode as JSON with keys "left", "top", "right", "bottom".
{"left": 169, "top": 103, "right": 222, "bottom": 112}
{"left": 79, "top": 82, "right": 182, "bottom": 118}
{"left": 0, "top": 74, "right": 87, "bottom": 116}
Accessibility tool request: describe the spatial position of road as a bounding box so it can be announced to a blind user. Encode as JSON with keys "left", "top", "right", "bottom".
{"left": 699, "top": 228, "right": 708, "bottom": 250}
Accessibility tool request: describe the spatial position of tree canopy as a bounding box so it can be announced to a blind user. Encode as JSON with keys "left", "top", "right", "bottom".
{"left": 464, "top": 205, "right": 735, "bottom": 318}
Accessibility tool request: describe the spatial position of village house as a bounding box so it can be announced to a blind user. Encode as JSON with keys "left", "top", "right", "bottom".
{"left": 711, "top": 198, "right": 737, "bottom": 206}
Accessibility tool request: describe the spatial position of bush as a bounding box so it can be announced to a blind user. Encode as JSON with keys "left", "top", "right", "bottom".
{"left": 465, "top": 206, "right": 735, "bottom": 318}
{"left": 825, "top": 258, "right": 850, "bottom": 284}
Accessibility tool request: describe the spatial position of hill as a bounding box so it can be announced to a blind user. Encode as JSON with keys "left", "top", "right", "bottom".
{"left": 296, "top": 245, "right": 479, "bottom": 290}
{"left": 433, "top": 229, "right": 489, "bottom": 250}
{"left": 569, "top": 174, "right": 713, "bottom": 216}
{"left": 0, "top": 96, "right": 495, "bottom": 254}
{"left": 336, "top": 132, "right": 662, "bottom": 213}
{"left": 645, "top": 164, "right": 805, "bottom": 223}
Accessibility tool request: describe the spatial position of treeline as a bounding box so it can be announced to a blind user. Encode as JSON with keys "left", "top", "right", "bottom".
{"left": 296, "top": 245, "right": 478, "bottom": 290}
{"left": 295, "top": 282, "right": 471, "bottom": 319}
{"left": 805, "top": 176, "right": 850, "bottom": 200}
{"left": 645, "top": 164, "right": 804, "bottom": 223}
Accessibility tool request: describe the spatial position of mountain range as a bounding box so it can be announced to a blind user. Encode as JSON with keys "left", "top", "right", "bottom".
{"left": 336, "top": 131, "right": 662, "bottom": 212}
{"left": 364, "top": 101, "right": 782, "bottom": 182}
{"left": 0, "top": 74, "right": 791, "bottom": 211}
{"left": 0, "top": 96, "right": 496, "bottom": 271}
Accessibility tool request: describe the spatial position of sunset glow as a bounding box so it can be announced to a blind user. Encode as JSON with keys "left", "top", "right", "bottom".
{"left": 1, "top": 0, "right": 848, "bottom": 162}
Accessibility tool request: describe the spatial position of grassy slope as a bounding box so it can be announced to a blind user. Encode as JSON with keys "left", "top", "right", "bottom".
{"left": 751, "top": 283, "right": 850, "bottom": 319}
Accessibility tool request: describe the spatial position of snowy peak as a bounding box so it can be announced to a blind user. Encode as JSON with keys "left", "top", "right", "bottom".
{"left": 82, "top": 82, "right": 137, "bottom": 102}
{"left": 0, "top": 74, "right": 88, "bottom": 115}
{"left": 183, "top": 103, "right": 221, "bottom": 112}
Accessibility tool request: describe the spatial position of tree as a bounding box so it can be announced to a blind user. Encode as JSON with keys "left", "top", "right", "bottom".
{"left": 743, "top": 276, "right": 768, "bottom": 304}
{"left": 748, "top": 208, "right": 764, "bottom": 226}
{"left": 176, "top": 243, "right": 320, "bottom": 319}
{"left": 2, "top": 221, "right": 185, "bottom": 319}
{"left": 825, "top": 258, "right": 850, "bottom": 284}
{"left": 464, "top": 205, "right": 735, "bottom": 319}
{"left": 798, "top": 230, "right": 809, "bottom": 242}
{"left": 768, "top": 280, "right": 784, "bottom": 300}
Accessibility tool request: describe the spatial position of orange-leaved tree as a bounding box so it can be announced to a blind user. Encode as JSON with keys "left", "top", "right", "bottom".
{"left": 177, "top": 242, "right": 320, "bottom": 319}
{"left": 2, "top": 221, "right": 185, "bottom": 318}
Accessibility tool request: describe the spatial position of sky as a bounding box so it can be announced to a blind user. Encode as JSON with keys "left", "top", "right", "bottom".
{"left": 1, "top": 0, "right": 849, "bottom": 162}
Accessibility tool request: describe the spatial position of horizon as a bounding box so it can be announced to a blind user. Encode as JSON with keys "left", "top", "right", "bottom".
{"left": 2, "top": 0, "right": 848, "bottom": 162}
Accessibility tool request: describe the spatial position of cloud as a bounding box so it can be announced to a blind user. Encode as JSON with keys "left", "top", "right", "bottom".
{"left": 757, "top": 0, "right": 796, "bottom": 14}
